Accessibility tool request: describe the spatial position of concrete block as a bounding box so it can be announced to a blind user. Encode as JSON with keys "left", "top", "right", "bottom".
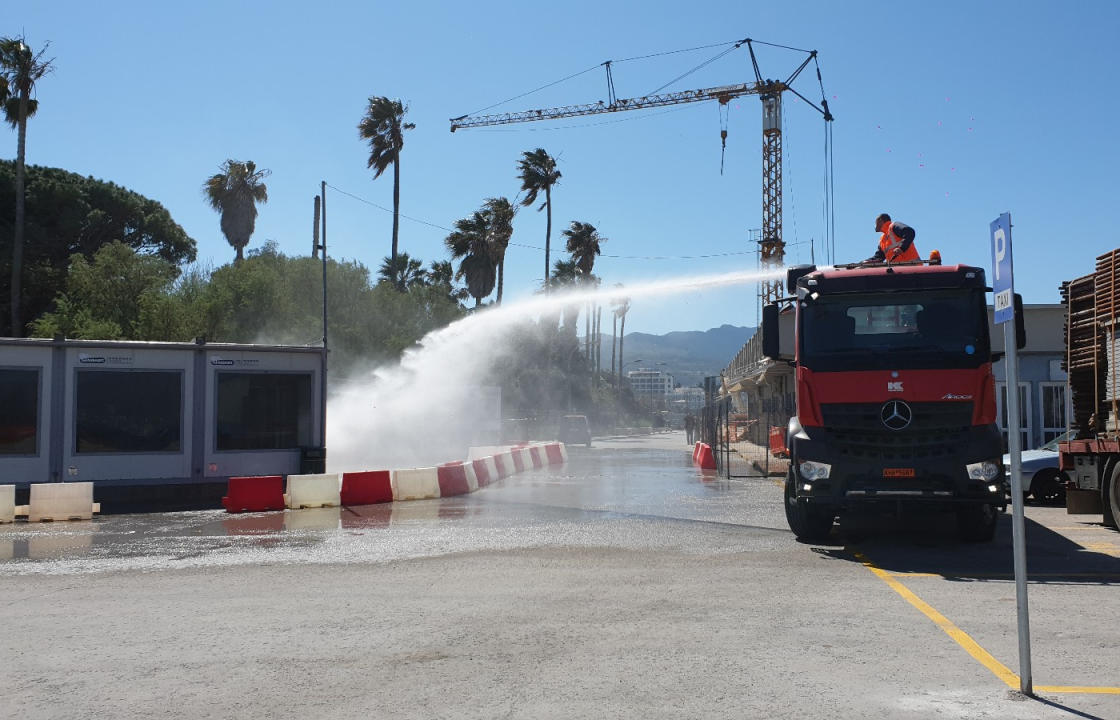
{"left": 285, "top": 473, "right": 341, "bottom": 509}
{"left": 28, "top": 482, "right": 94, "bottom": 522}
{"left": 436, "top": 464, "right": 471, "bottom": 497}
{"left": 493, "top": 452, "right": 511, "bottom": 478}
{"left": 340, "top": 470, "right": 393, "bottom": 506}
{"left": 484, "top": 456, "right": 500, "bottom": 482}
{"left": 393, "top": 468, "right": 441, "bottom": 501}
{"left": 0, "top": 485, "right": 14, "bottom": 523}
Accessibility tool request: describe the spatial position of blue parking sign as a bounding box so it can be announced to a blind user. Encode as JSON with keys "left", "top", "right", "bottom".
{"left": 991, "top": 213, "right": 1014, "bottom": 325}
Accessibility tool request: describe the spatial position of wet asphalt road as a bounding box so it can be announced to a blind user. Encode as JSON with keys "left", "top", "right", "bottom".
{"left": 1, "top": 431, "right": 1118, "bottom": 719}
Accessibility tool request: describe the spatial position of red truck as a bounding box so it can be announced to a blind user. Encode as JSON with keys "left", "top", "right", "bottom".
{"left": 762, "top": 261, "right": 1024, "bottom": 542}
{"left": 1058, "top": 248, "right": 1120, "bottom": 528}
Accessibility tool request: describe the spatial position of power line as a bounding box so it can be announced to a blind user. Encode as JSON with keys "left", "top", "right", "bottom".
{"left": 327, "top": 184, "right": 769, "bottom": 261}
{"left": 326, "top": 184, "right": 454, "bottom": 232}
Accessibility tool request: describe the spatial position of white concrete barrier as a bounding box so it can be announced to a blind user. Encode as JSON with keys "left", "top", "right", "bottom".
{"left": 515, "top": 447, "right": 534, "bottom": 472}
{"left": 483, "top": 456, "right": 499, "bottom": 484}
{"left": 28, "top": 482, "right": 94, "bottom": 522}
{"left": 392, "top": 468, "right": 441, "bottom": 501}
{"left": 464, "top": 463, "right": 479, "bottom": 493}
{"left": 495, "top": 450, "right": 514, "bottom": 478}
{"left": 285, "top": 473, "right": 341, "bottom": 509}
{"left": 0, "top": 485, "right": 14, "bottom": 524}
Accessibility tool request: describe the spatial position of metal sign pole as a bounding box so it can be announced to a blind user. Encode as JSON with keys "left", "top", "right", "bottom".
{"left": 991, "top": 211, "right": 1032, "bottom": 695}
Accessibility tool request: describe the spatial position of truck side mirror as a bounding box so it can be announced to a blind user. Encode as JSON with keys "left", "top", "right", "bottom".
{"left": 762, "top": 304, "right": 780, "bottom": 359}
{"left": 1014, "top": 293, "right": 1026, "bottom": 350}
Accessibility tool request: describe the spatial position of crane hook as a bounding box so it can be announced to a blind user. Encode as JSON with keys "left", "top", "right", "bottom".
{"left": 720, "top": 129, "right": 728, "bottom": 175}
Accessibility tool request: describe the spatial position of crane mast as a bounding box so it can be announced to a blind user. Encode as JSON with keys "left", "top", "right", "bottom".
{"left": 449, "top": 40, "right": 832, "bottom": 306}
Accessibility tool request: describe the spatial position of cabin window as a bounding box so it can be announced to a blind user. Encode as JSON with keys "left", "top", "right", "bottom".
{"left": 216, "top": 372, "right": 312, "bottom": 451}
{"left": 0, "top": 368, "right": 40, "bottom": 455}
{"left": 76, "top": 370, "right": 182, "bottom": 453}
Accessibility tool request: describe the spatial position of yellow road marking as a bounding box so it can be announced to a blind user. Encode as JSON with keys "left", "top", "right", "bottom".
{"left": 855, "top": 551, "right": 1120, "bottom": 695}
{"left": 854, "top": 551, "right": 1020, "bottom": 688}
{"left": 1035, "top": 686, "right": 1120, "bottom": 695}
{"left": 1047, "top": 526, "right": 1110, "bottom": 532}
{"left": 885, "top": 572, "right": 1120, "bottom": 580}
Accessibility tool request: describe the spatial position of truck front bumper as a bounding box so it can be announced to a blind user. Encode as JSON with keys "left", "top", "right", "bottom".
{"left": 790, "top": 424, "right": 1007, "bottom": 510}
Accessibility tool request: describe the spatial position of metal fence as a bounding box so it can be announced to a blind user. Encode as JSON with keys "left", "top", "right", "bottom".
{"left": 698, "top": 378, "right": 794, "bottom": 480}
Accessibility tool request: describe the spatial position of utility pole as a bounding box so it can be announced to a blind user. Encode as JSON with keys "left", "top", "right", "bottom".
{"left": 318, "top": 182, "right": 328, "bottom": 460}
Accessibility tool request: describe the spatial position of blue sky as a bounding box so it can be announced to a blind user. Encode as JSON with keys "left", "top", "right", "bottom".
{"left": 7, "top": 1, "right": 1119, "bottom": 334}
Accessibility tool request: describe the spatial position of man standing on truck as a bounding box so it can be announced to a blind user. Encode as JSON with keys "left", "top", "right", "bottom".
{"left": 866, "top": 213, "right": 920, "bottom": 263}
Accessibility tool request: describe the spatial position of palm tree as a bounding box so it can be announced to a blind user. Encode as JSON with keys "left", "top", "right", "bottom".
{"left": 482, "top": 197, "right": 515, "bottom": 305}
{"left": 358, "top": 97, "right": 415, "bottom": 270}
{"left": 563, "top": 220, "right": 606, "bottom": 276}
{"left": 517, "top": 149, "right": 561, "bottom": 289}
{"left": 203, "top": 160, "right": 270, "bottom": 264}
{"left": 428, "top": 260, "right": 470, "bottom": 304}
{"left": 377, "top": 252, "right": 427, "bottom": 290}
{"left": 550, "top": 259, "right": 581, "bottom": 335}
{"left": 445, "top": 212, "right": 496, "bottom": 307}
{"left": 564, "top": 221, "right": 607, "bottom": 363}
{"left": 1, "top": 36, "right": 53, "bottom": 336}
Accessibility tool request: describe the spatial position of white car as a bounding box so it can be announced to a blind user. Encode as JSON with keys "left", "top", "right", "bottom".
{"left": 1003, "top": 430, "right": 1073, "bottom": 505}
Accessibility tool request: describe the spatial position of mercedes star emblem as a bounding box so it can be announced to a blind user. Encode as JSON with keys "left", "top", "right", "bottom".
{"left": 880, "top": 400, "right": 913, "bottom": 431}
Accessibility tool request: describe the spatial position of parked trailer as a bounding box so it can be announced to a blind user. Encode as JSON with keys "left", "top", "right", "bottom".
{"left": 1058, "top": 249, "right": 1120, "bottom": 528}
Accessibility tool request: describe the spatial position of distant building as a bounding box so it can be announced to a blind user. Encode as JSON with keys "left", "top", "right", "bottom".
{"left": 670, "top": 386, "right": 706, "bottom": 412}
{"left": 627, "top": 368, "right": 674, "bottom": 400}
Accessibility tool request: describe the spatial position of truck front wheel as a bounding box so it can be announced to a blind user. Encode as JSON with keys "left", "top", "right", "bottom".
{"left": 1105, "top": 461, "right": 1120, "bottom": 528}
{"left": 956, "top": 504, "right": 998, "bottom": 542}
{"left": 1030, "top": 468, "right": 1067, "bottom": 506}
{"left": 784, "top": 469, "right": 836, "bottom": 543}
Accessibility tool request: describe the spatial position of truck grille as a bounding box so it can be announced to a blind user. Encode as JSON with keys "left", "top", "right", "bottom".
{"left": 820, "top": 402, "right": 973, "bottom": 462}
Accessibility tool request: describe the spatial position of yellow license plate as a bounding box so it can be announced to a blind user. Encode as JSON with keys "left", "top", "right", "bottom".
{"left": 883, "top": 468, "right": 916, "bottom": 478}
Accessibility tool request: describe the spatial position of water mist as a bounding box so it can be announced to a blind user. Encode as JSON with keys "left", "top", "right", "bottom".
{"left": 326, "top": 267, "right": 785, "bottom": 472}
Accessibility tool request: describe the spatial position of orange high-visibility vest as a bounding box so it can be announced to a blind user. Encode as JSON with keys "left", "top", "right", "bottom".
{"left": 879, "top": 222, "right": 920, "bottom": 262}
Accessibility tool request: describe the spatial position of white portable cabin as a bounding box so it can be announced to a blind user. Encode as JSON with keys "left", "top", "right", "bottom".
{"left": 0, "top": 337, "right": 325, "bottom": 504}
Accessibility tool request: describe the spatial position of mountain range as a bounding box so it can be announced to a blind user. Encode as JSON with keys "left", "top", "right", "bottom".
{"left": 612, "top": 324, "right": 756, "bottom": 389}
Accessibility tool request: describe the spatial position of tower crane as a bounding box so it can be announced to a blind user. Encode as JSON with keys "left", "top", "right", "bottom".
{"left": 449, "top": 38, "right": 834, "bottom": 305}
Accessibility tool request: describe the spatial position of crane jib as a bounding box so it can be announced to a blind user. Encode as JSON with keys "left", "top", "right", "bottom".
{"left": 449, "top": 82, "right": 774, "bottom": 131}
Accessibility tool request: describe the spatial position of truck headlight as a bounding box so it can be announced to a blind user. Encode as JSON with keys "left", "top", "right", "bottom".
{"left": 967, "top": 461, "right": 1001, "bottom": 481}
{"left": 799, "top": 460, "right": 831, "bottom": 480}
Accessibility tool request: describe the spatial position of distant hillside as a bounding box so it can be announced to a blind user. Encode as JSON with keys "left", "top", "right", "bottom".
{"left": 615, "top": 324, "right": 755, "bottom": 388}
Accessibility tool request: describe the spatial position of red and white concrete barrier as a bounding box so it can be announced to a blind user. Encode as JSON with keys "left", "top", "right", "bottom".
{"left": 393, "top": 467, "right": 441, "bottom": 501}
{"left": 285, "top": 473, "right": 341, "bottom": 509}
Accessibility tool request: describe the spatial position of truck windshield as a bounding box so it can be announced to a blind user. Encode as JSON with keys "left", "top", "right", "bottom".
{"left": 799, "top": 289, "right": 990, "bottom": 371}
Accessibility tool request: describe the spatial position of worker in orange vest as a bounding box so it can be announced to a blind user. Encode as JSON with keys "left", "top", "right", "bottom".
{"left": 866, "top": 213, "right": 920, "bottom": 263}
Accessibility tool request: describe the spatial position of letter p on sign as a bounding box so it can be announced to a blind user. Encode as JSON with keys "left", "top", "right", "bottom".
{"left": 990, "top": 213, "right": 1014, "bottom": 325}
{"left": 992, "top": 228, "right": 1006, "bottom": 282}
